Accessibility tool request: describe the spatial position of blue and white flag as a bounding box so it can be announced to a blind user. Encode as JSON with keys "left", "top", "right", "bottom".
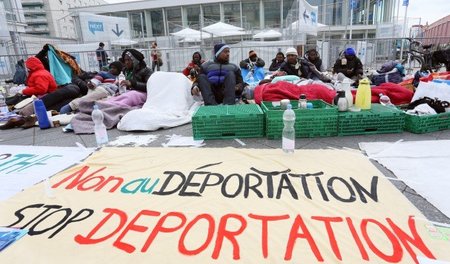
{"left": 350, "top": 0, "right": 357, "bottom": 9}
{"left": 403, "top": 0, "right": 409, "bottom": 6}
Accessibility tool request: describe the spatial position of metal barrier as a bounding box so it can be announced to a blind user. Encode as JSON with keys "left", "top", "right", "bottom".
{"left": 1, "top": 37, "right": 447, "bottom": 81}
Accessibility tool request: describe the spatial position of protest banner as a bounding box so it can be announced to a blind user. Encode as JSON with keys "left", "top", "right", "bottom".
{"left": 0, "top": 147, "right": 448, "bottom": 263}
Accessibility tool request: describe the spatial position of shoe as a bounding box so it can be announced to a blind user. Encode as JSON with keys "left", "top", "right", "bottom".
{"left": 0, "top": 117, "right": 25, "bottom": 130}
{"left": 21, "top": 115, "right": 37, "bottom": 129}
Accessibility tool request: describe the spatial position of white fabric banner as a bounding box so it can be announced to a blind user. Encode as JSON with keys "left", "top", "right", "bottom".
{"left": 360, "top": 140, "right": 450, "bottom": 218}
{"left": 0, "top": 145, "right": 94, "bottom": 201}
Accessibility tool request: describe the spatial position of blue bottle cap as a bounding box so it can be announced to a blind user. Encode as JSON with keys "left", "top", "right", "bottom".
{"left": 306, "top": 102, "right": 313, "bottom": 109}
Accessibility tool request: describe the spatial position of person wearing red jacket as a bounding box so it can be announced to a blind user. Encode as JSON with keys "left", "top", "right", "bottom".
{"left": 21, "top": 56, "right": 57, "bottom": 96}
{"left": 182, "top": 52, "right": 204, "bottom": 81}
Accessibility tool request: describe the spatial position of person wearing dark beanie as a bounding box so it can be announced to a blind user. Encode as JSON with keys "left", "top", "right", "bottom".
{"left": 119, "top": 49, "right": 152, "bottom": 93}
{"left": 192, "top": 43, "right": 243, "bottom": 105}
{"left": 333, "top": 47, "right": 364, "bottom": 82}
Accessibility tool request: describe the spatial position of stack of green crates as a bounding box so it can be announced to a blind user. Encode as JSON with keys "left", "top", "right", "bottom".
{"left": 404, "top": 112, "right": 450, "bottom": 133}
{"left": 192, "top": 104, "right": 264, "bottom": 140}
{"left": 261, "top": 100, "right": 338, "bottom": 139}
{"left": 337, "top": 104, "right": 404, "bottom": 136}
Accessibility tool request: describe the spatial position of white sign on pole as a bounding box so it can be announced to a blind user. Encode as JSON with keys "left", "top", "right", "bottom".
{"left": 78, "top": 12, "right": 131, "bottom": 43}
{"left": 297, "top": 0, "right": 319, "bottom": 35}
{"left": 356, "top": 41, "right": 367, "bottom": 65}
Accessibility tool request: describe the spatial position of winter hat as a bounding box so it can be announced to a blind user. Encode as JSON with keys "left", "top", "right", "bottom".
{"left": 285, "top": 47, "right": 298, "bottom": 56}
{"left": 214, "top": 43, "right": 230, "bottom": 58}
{"left": 249, "top": 50, "right": 257, "bottom": 57}
{"left": 345, "top": 47, "right": 356, "bottom": 56}
{"left": 109, "top": 61, "right": 123, "bottom": 72}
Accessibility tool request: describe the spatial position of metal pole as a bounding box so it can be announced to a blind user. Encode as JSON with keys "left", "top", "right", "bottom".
{"left": 399, "top": 3, "right": 408, "bottom": 62}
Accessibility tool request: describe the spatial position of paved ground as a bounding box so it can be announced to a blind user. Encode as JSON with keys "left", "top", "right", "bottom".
{"left": 1, "top": 124, "right": 449, "bottom": 224}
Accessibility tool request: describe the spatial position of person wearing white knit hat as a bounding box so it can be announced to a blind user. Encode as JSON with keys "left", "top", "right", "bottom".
{"left": 278, "top": 47, "right": 303, "bottom": 77}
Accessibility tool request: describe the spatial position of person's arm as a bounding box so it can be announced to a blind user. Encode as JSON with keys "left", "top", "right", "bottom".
{"left": 239, "top": 59, "right": 249, "bottom": 69}
{"left": 130, "top": 67, "right": 152, "bottom": 92}
{"left": 183, "top": 62, "right": 193, "bottom": 76}
{"left": 21, "top": 76, "right": 49, "bottom": 96}
{"left": 333, "top": 59, "right": 344, "bottom": 74}
{"left": 255, "top": 58, "right": 265, "bottom": 68}
{"left": 355, "top": 59, "right": 364, "bottom": 75}
{"left": 269, "top": 60, "right": 278, "bottom": 71}
{"left": 235, "top": 66, "right": 244, "bottom": 92}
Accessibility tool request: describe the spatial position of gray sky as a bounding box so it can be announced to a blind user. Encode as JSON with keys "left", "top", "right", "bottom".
{"left": 404, "top": 0, "right": 449, "bottom": 25}
{"left": 105, "top": 0, "right": 449, "bottom": 26}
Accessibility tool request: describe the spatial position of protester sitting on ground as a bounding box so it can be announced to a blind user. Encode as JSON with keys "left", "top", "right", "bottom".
{"left": 69, "top": 49, "right": 152, "bottom": 134}
{"left": 333, "top": 47, "right": 364, "bottom": 82}
{"left": 59, "top": 61, "right": 123, "bottom": 114}
{"left": 301, "top": 49, "right": 331, "bottom": 82}
{"left": 5, "top": 56, "right": 58, "bottom": 106}
{"left": 182, "top": 51, "right": 205, "bottom": 81}
{"left": 240, "top": 50, "right": 265, "bottom": 71}
{"left": 278, "top": 48, "right": 303, "bottom": 77}
{"left": 192, "top": 43, "right": 243, "bottom": 105}
{"left": 269, "top": 52, "right": 285, "bottom": 71}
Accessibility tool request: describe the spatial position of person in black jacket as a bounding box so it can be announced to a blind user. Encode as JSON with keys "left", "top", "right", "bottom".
{"left": 333, "top": 47, "right": 363, "bottom": 81}
{"left": 279, "top": 47, "right": 303, "bottom": 77}
{"left": 300, "top": 49, "right": 331, "bottom": 82}
{"left": 239, "top": 50, "right": 265, "bottom": 70}
{"left": 118, "top": 49, "right": 152, "bottom": 92}
{"left": 269, "top": 52, "right": 285, "bottom": 71}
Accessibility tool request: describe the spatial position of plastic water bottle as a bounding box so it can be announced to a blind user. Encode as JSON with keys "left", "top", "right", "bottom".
{"left": 379, "top": 93, "right": 395, "bottom": 107}
{"left": 0, "top": 93, "right": 8, "bottom": 114}
{"left": 92, "top": 104, "right": 108, "bottom": 146}
{"left": 282, "top": 104, "right": 296, "bottom": 154}
{"left": 118, "top": 71, "right": 126, "bottom": 94}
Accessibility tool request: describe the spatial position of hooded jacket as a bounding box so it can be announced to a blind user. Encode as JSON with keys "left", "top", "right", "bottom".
{"left": 22, "top": 57, "right": 57, "bottom": 96}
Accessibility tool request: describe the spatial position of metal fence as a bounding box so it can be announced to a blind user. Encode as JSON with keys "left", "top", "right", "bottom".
{"left": 1, "top": 37, "right": 448, "bottom": 82}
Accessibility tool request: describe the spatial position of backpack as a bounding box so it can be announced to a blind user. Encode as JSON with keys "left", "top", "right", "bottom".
{"left": 13, "top": 60, "right": 27, "bottom": 84}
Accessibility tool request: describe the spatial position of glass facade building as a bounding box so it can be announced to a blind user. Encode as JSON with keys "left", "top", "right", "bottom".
{"left": 75, "top": 0, "right": 397, "bottom": 39}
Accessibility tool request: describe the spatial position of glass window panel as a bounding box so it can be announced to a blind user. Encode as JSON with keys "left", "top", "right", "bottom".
{"left": 283, "top": 0, "right": 295, "bottom": 20}
{"left": 166, "top": 7, "right": 182, "bottom": 33}
{"left": 264, "top": 0, "right": 281, "bottom": 28}
{"left": 324, "top": 0, "right": 343, "bottom": 26}
{"left": 242, "top": 0, "right": 260, "bottom": 29}
{"left": 130, "top": 12, "right": 145, "bottom": 38}
{"left": 203, "top": 4, "right": 220, "bottom": 24}
{"left": 223, "top": 2, "right": 241, "bottom": 27}
{"left": 150, "top": 9, "right": 164, "bottom": 36}
{"left": 186, "top": 5, "right": 201, "bottom": 29}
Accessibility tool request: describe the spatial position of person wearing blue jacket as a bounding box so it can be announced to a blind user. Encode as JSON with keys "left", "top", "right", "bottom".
{"left": 193, "top": 43, "right": 243, "bottom": 105}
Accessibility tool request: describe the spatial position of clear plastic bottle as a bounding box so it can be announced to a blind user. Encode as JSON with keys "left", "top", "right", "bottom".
{"left": 118, "top": 71, "right": 126, "bottom": 94}
{"left": 282, "top": 104, "right": 296, "bottom": 154}
{"left": 299, "top": 94, "right": 307, "bottom": 109}
{"left": 379, "top": 93, "right": 394, "bottom": 107}
{"left": 92, "top": 104, "right": 108, "bottom": 146}
{"left": 0, "top": 92, "right": 8, "bottom": 114}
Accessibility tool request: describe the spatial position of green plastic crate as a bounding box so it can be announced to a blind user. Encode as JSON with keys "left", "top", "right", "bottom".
{"left": 404, "top": 112, "right": 450, "bottom": 134}
{"left": 261, "top": 100, "right": 338, "bottom": 139}
{"left": 338, "top": 104, "right": 404, "bottom": 136}
{"left": 192, "top": 104, "right": 264, "bottom": 140}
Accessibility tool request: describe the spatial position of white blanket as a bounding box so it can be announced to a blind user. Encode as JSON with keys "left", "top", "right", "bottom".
{"left": 359, "top": 140, "right": 450, "bottom": 218}
{"left": 118, "top": 71, "right": 201, "bottom": 131}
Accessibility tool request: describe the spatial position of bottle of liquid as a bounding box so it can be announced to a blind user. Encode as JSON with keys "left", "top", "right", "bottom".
{"left": 299, "top": 94, "right": 307, "bottom": 109}
{"left": 354, "top": 78, "right": 371, "bottom": 110}
{"left": 92, "top": 104, "right": 108, "bottom": 146}
{"left": 0, "top": 92, "right": 8, "bottom": 114}
{"left": 118, "top": 71, "right": 126, "bottom": 94}
{"left": 33, "top": 99, "right": 51, "bottom": 129}
{"left": 282, "top": 104, "right": 296, "bottom": 154}
{"left": 379, "top": 93, "right": 395, "bottom": 107}
{"left": 341, "top": 78, "right": 353, "bottom": 107}
{"left": 334, "top": 90, "right": 348, "bottom": 112}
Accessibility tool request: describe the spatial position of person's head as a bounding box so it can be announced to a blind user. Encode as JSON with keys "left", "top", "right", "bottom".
{"left": 99, "top": 42, "right": 105, "bottom": 48}
{"left": 121, "top": 49, "right": 146, "bottom": 70}
{"left": 306, "top": 49, "right": 319, "bottom": 62}
{"left": 249, "top": 50, "right": 257, "bottom": 61}
{"left": 151, "top": 42, "right": 157, "bottom": 48}
{"left": 214, "top": 43, "right": 230, "bottom": 63}
{"left": 25, "top": 56, "right": 45, "bottom": 73}
{"left": 275, "top": 52, "right": 285, "bottom": 62}
{"left": 285, "top": 47, "right": 298, "bottom": 64}
{"left": 108, "top": 61, "right": 123, "bottom": 75}
{"left": 344, "top": 47, "right": 356, "bottom": 60}
{"left": 192, "top": 52, "right": 202, "bottom": 64}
